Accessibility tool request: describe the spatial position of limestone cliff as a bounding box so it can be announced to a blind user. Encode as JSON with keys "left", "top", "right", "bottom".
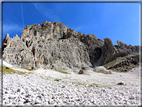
{"left": 2, "top": 21, "right": 140, "bottom": 72}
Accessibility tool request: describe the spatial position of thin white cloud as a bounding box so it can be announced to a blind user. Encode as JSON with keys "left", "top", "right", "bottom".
{"left": 3, "top": 23, "right": 23, "bottom": 36}
{"left": 73, "top": 26, "right": 83, "bottom": 31}
{"left": 67, "top": 24, "right": 85, "bottom": 32}
{"left": 33, "top": 3, "right": 61, "bottom": 21}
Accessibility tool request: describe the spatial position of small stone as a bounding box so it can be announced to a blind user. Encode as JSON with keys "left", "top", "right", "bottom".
{"left": 129, "top": 96, "right": 135, "bottom": 100}
{"left": 117, "top": 82, "right": 124, "bottom": 85}
{"left": 17, "top": 89, "right": 20, "bottom": 92}
{"left": 78, "top": 70, "right": 84, "bottom": 74}
{"left": 62, "top": 86, "right": 65, "bottom": 88}
{"left": 41, "top": 93, "right": 44, "bottom": 96}
{"left": 23, "top": 99, "right": 30, "bottom": 104}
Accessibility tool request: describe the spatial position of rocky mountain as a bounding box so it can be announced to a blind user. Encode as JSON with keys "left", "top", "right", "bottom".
{"left": 97, "top": 38, "right": 140, "bottom": 65}
{"left": 2, "top": 21, "right": 140, "bottom": 72}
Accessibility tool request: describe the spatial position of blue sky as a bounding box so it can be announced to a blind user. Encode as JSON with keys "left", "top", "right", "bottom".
{"left": 2, "top": 3, "right": 139, "bottom": 46}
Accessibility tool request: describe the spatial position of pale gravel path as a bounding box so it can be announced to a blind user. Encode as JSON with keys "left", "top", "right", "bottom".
{"left": 1, "top": 59, "right": 142, "bottom": 106}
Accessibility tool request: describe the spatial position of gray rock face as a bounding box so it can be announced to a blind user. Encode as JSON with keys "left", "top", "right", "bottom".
{"left": 2, "top": 21, "right": 140, "bottom": 71}
{"left": 97, "top": 38, "right": 117, "bottom": 65}
{"left": 116, "top": 40, "right": 139, "bottom": 56}
{"left": 2, "top": 21, "right": 93, "bottom": 71}
{"left": 3, "top": 34, "right": 35, "bottom": 69}
{"left": 61, "top": 31, "right": 104, "bottom": 65}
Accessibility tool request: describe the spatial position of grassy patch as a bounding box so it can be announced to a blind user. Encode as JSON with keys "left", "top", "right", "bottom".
{"left": 2, "top": 66, "right": 26, "bottom": 75}
{"left": 75, "top": 82, "right": 100, "bottom": 87}
{"left": 54, "top": 79, "right": 61, "bottom": 81}
{"left": 104, "top": 58, "right": 120, "bottom": 68}
{"left": 96, "top": 69, "right": 112, "bottom": 74}
{"left": 104, "top": 56, "right": 124, "bottom": 68}
{"left": 88, "top": 84, "right": 96, "bottom": 87}
{"left": 97, "top": 69, "right": 105, "bottom": 73}
{"left": 104, "top": 53, "right": 139, "bottom": 68}
{"left": 127, "top": 53, "right": 138, "bottom": 57}
{"left": 74, "top": 82, "right": 86, "bottom": 86}
{"left": 88, "top": 83, "right": 113, "bottom": 89}
{"left": 54, "top": 70, "right": 69, "bottom": 74}
{"left": 27, "top": 69, "right": 35, "bottom": 71}
{"left": 88, "top": 83, "right": 101, "bottom": 87}
{"left": 135, "top": 85, "right": 139, "bottom": 87}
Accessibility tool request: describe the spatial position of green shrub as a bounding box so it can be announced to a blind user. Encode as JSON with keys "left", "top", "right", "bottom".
{"left": 54, "top": 79, "right": 61, "bottom": 81}
{"left": 27, "top": 69, "right": 35, "bottom": 71}
{"left": 6, "top": 67, "right": 9, "bottom": 69}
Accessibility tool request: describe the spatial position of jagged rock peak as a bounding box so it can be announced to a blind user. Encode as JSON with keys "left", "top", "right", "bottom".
{"left": 21, "top": 21, "right": 69, "bottom": 41}
{"left": 15, "top": 34, "right": 18, "bottom": 37}
{"left": 117, "top": 40, "right": 129, "bottom": 47}
{"left": 20, "top": 21, "right": 101, "bottom": 43}
{"left": 3, "top": 33, "right": 10, "bottom": 43}
{"left": 117, "top": 40, "right": 139, "bottom": 49}
{"left": 13, "top": 34, "right": 20, "bottom": 40}
{"left": 6, "top": 33, "right": 9, "bottom": 38}
{"left": 2, "top": 33, "right": 12, "bottom": 47}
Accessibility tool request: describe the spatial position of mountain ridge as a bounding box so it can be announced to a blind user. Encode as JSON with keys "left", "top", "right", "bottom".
{"left": 2, "top": 21, "right": 140, "bottom": 72}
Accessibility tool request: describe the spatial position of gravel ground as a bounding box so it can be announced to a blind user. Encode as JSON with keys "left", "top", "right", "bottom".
{"left": 3, "top": 73, "right": 141, "bottom": 106}
{"left": 1, "top": 59, "right": 141, "bottom": 106}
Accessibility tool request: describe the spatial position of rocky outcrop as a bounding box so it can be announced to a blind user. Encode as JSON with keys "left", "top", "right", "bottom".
{"left": 60, "top": 29, "right": 104, "bottom": 65}
{"left": 2, "top": 33, "right": 13, "bottom": 51}
{"left": 3, "top": 34, "right": 92, "bottom": 70}
{"left": 116, "top": 40, "right": 139, "bottom": 56}
{"left": 104, "top": 53, "right": 141, "bottom": 72}
{"left": 3, "top": 34, "right": 35, "bottom": 69}
{"left": 2, "top": 21, "right": 95, "bottom": 71}
{"left": 97, "top": 39, "right": 140, "bottom": 65}
{"left": 2, "top": 21, "right": 140, "bottom": 72}
{"left": 97, "top": 38, "right": 117, "bottom": 65}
